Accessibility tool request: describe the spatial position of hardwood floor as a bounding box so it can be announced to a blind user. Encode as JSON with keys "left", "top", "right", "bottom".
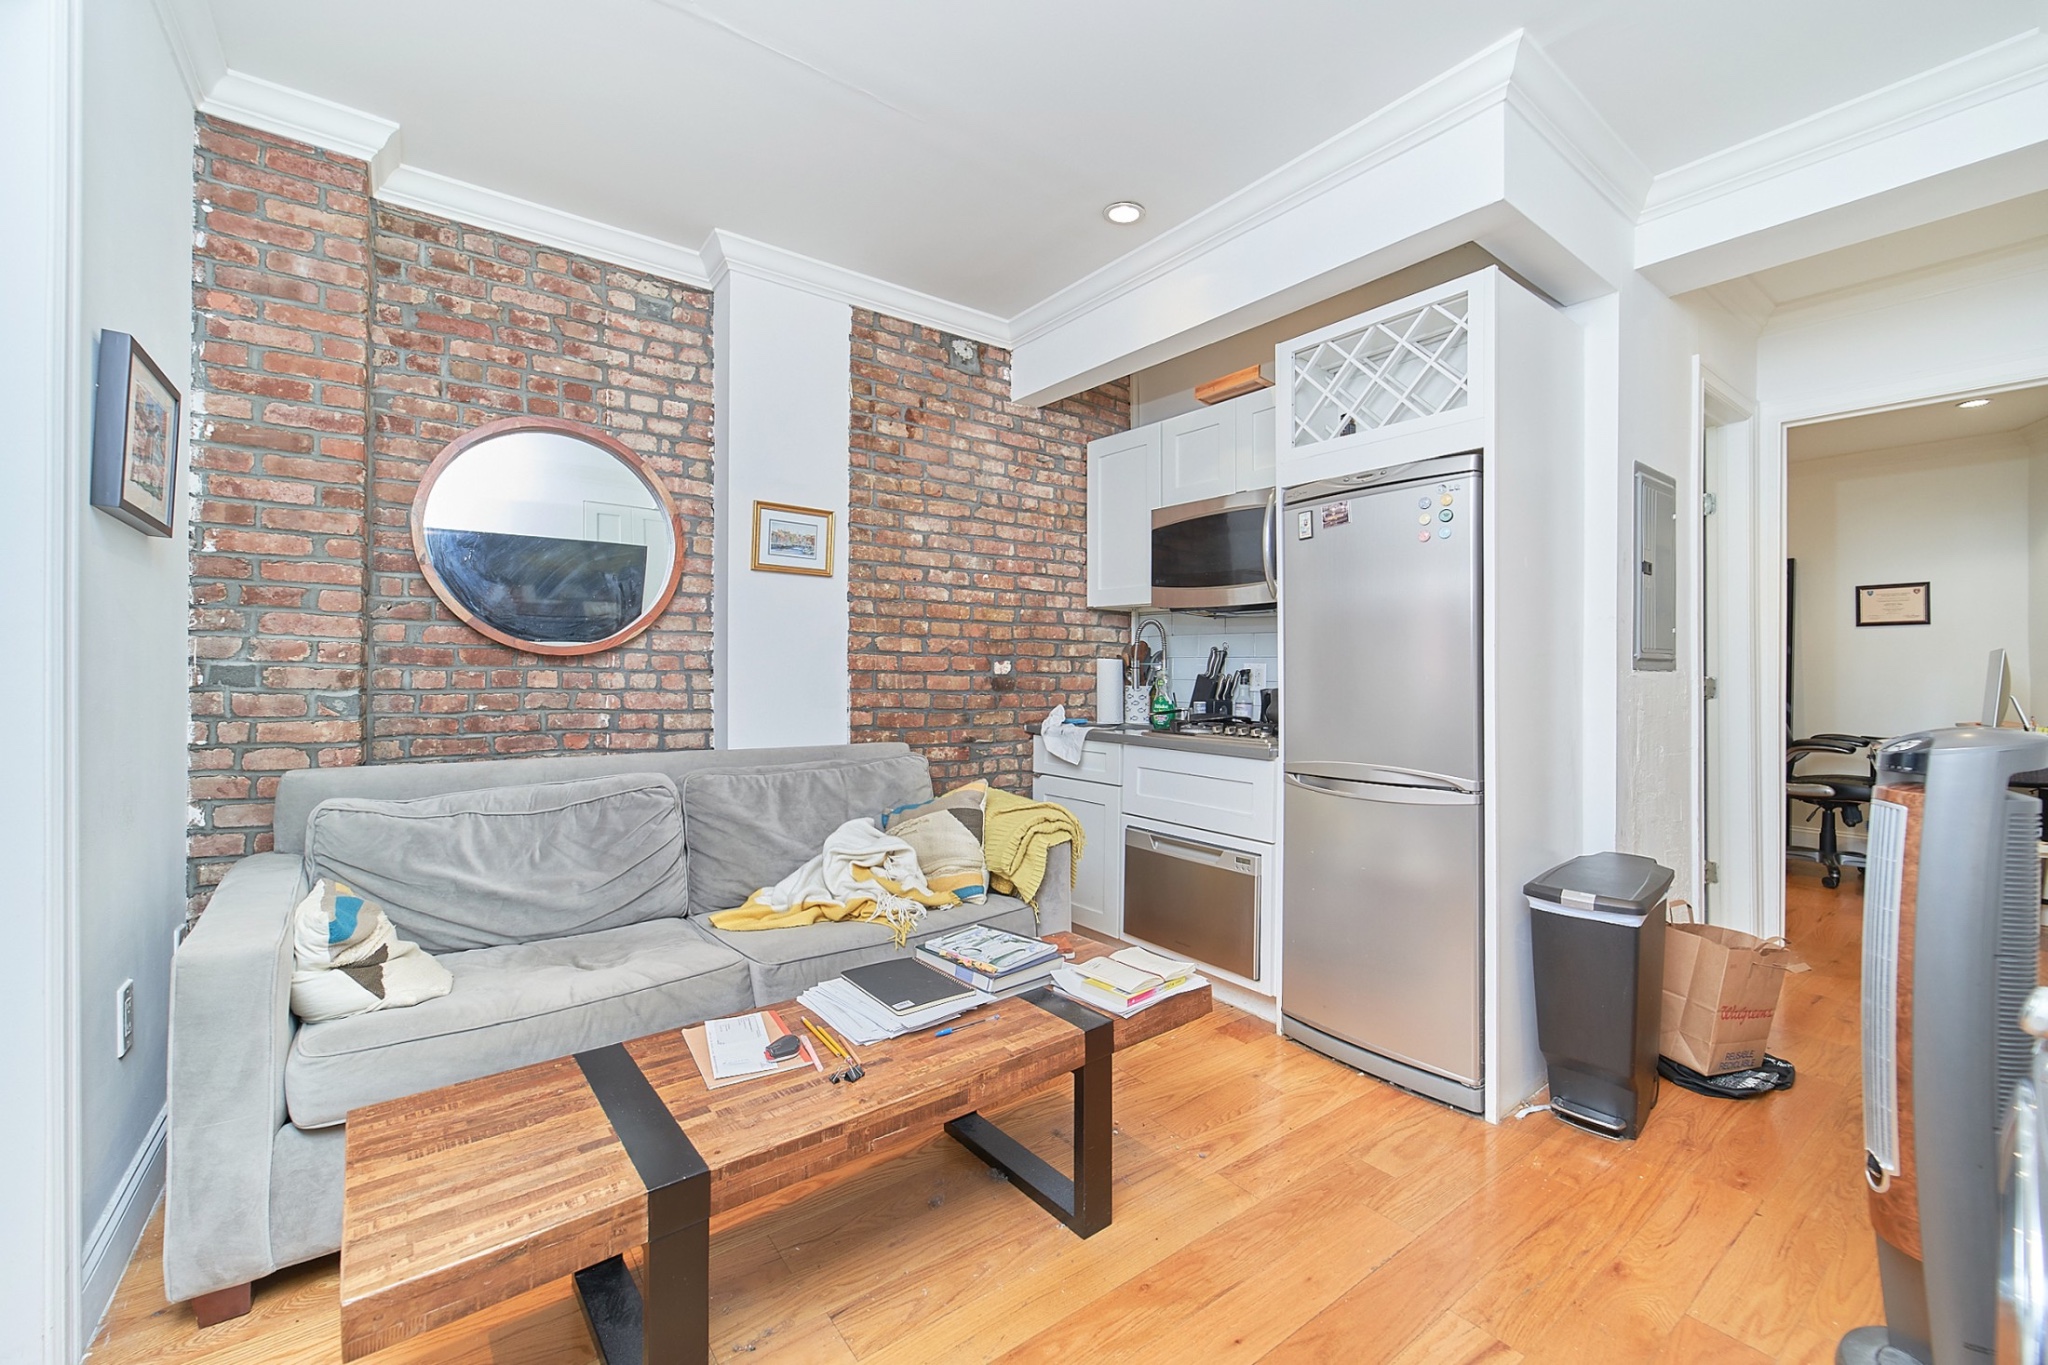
{"left": 90, "top": 874, "right": 1879, "bottom": 1363}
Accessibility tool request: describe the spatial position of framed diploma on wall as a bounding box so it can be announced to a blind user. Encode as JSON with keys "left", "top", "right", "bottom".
{"left": 1854, "top": 582, "right": 1930, "bottom": 627}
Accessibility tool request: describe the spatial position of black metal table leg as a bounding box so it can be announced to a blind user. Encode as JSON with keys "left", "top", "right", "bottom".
{"left": 946, "top": 988, "right": 1115, "bottom": 1237}
{"left": 575, "top": 1044, "right": 711, "bottom": 1364}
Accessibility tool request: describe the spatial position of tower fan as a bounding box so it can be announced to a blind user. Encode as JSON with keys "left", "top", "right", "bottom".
{"left": 1840, "top": 727, "right": 2048, "bottom": 1365}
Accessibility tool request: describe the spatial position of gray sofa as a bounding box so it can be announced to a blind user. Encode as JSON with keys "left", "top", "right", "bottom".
{"left": 163, "top": 742, "right": 1069, "bottom": 1307}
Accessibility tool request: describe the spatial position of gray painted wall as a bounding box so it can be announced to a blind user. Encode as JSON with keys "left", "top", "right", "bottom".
{"left": 77, "top": 0, "right": 193, "bottom": 1265}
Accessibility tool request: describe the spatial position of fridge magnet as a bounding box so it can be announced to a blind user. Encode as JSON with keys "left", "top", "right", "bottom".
{"left": 750, "top": 501, "right": 834, "bottom": 576}
{"left": 90, "top": 330, "right": 182, "bottom": 537}
{"left": 1321, "top": 501, "right": 1350, "bottom": 528}
{"left": 1296, "top": 510, "right": 1315, "bottom": 540}
{"left": 1854, "top": 582, "right": 1930, "bottom": 627}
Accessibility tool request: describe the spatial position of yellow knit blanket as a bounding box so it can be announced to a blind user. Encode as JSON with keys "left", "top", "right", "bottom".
{"left": 983, "top": 788, "right": 1084, "bottom": 908}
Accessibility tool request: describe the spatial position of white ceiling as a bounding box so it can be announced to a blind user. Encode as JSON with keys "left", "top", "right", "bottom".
{"left": 1789, "top": 383, "right": 2048, "bottom": 461}
{"left": 1743, "top": 191, "right": 2048, "bottom": 312}
{"left": 198, "top": 0, "right": 2042, "bottom": 315}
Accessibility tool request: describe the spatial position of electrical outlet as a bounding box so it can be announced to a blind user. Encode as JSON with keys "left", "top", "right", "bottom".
{"left": 1248, "top": 663, "right": 1268, "bottom": 691}
{"left": 116, "top": 979, "right": 134, "bottom": 1060}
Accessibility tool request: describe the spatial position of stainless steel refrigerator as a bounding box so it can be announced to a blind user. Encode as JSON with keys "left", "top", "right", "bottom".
{"left": 1280, "top": 451, "right": 1485, "bottom": 1113}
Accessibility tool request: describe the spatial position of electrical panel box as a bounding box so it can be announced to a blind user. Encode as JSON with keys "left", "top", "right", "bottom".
{"left": 1633, "top": 463, "right": 1677, "bottom": 671}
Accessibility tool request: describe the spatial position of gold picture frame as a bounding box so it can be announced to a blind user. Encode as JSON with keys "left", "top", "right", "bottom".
{"left": 750, "top": 501, "right": 834, "bottom": 576}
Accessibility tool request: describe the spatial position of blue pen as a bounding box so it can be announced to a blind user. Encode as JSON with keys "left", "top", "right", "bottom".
{"left": 933, "top": 1014, "right": 1000, "bottom": 1038}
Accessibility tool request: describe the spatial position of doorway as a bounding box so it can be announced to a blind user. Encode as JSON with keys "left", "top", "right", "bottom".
{"left": 1739, "top": 378, "right": 2048, "bottom": 938}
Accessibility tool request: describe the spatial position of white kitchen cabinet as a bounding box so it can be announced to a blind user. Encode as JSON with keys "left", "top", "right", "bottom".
{"left": 1120, "top": 745, "right": 1278, "bottom": 843}
{"left": 1033, "top": 772, "right": 1122, "bottom": 937}
{"left": 1085, "top": 425, "right": 1158, "bottom": 609}
{"left": 1235, "top": 385, "right": 1276, "bottom": 491}
{"left": 1158, "top": 403, "right": 1238, "bottom": 505}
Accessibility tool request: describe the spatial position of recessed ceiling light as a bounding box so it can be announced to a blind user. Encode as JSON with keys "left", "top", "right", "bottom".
{"left": 1102, "top": 201, "right": 1145, "bottom": 225}
{"left": 1957, "top": 398, "right": 1993, "bottom": 409}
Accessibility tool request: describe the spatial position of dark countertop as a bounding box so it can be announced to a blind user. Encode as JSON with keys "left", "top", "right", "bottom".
{"left": 1063, "top": 724, "right": 1277, "bottom": 761}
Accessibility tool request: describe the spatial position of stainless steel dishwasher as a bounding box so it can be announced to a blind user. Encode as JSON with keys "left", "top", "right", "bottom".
{"left": 1122, "top": 824, "right": 1260, "bottom": 979}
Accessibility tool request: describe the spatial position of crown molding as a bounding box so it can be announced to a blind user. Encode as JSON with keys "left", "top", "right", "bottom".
{"left": 1699, "top": 275, "right": 1778, "bottom": 332}
{"left": 146, "top": 0, "right": 224, "bottom": 109}
{"left": 702, "top": 230, "right": 1010, "bottom": 343}
{"left": 201, "top": 70, "right": 402, "bottom": 185}
{"left": 1009, "top": 33, "right": 1526, "bottom": 352}
{"left": 378, "top": 165, "right": 710, "bottom": 288}
{"left": 1643, "top": 28, "right": 2048, "bottom": 220}
{"left": 1500, "top": 35, "right": 1651, "bottom": 219}
{"left": 1007, "top": 29, "right": 1645, "bottom": 361}
{"left": 1762, "top": 237, "right": 2048, "bottom": 333}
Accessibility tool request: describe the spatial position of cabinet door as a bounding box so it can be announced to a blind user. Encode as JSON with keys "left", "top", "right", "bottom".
{"left": 1086, "top": 426, "right": 1158, "bottom": 609}
{"left": 1158, "top": 404, "right": 1238, "bottom": 505}
{"left": 1033, "top": 774, "right": 1121, "bottom": 937}
{"left": 1235, "top": 387, "right": 1276, "bottom": 491}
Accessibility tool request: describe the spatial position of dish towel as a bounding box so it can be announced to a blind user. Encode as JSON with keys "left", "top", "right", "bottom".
{"left": 983, "top": 788, "right": 1084, "bottom": 910}
{"left": 1039, "top": 705, "right": 1090, "bottom": 764}
{"left": 706, "top": 817, "right": 959, "bottom": 945}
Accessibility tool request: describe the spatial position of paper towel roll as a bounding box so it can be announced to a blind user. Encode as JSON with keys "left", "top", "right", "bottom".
{"left": 1095, "top": 658, "right": 1122, "bottom": 726}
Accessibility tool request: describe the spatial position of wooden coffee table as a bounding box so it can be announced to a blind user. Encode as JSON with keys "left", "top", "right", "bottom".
{"left": 338, "top": 935, "right": 1209, "bottom": 1364}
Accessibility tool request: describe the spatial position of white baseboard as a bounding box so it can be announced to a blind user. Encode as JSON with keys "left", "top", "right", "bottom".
{"left": 80, "top": 1107, "right": 167, "bottom": 1344}
{"left": 1211, "top": 977, "right": 1277, "bottom": 1022}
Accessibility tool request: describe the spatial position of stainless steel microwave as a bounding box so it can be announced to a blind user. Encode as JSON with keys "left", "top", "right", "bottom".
{"left": 1150, "top": 490, "right": 1277, "bottom": 610}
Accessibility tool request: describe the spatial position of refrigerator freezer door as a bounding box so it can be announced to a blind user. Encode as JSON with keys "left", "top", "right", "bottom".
{"left": 1282, "top": 774, "right": 1484, "bottom": 1085}
{"left": 1282, "top": 472, "right": 1480, "bottom": 782}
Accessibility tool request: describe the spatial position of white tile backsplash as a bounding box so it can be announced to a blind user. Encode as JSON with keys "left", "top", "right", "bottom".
{"left": 1140, "top": 611, "right": 1279, "bottom": 710}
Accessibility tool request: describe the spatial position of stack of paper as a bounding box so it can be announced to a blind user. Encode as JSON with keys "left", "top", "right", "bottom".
{"left": 798, "top": 977, "right": 985, "bottom": 1045}
{"left": 1050, "top": 964, "right": 1207, "bottom": 1019}
{"left": 703, "top": 1013, "right": 778, "bottom": 1080}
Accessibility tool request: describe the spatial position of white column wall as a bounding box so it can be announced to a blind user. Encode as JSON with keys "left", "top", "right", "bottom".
{"left": 1, "top": 0, "right": 78, "bottom": 1357}
{"left": 712, "top": 270, "right": 854, "bottom": 749}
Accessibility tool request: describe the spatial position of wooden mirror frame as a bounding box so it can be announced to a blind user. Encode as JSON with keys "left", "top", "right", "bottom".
{"left": 408, "top": 415, "right": 686, "bottom": 658}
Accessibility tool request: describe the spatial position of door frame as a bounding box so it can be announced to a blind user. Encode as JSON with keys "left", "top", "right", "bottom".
{"left": 1745, "top": 356, "right": 2048, "bottom": 939}
{"left": 1690, "top": 361, "right": 1756, "bottom": 930}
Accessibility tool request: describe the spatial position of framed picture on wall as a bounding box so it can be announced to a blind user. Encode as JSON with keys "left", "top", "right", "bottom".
{"left": 750, "top": 501, "right": 834, "bottom": 576}
{"left": 90, "top": 330, "right": 182, "bottom": 537}
{"left": 1854, "top": 581, "right": 1930, "bottom": 627}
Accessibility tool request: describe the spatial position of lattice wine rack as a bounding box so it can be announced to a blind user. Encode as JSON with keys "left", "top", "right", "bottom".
{"left": 1288, "top": 293, "right": 1470, "bottom": 446}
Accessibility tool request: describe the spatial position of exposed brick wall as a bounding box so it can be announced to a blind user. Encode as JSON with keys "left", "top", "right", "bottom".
{"left": 186, "top": 117, "right": 715, "bottom": 911}
{"left": 187, "top": 119, "right": 374, "bottom": 911}
{"left": 365, "top": 205, "right": 715, "bottom": 764}
{"left": 848, "top": 311, "right": 1130, "bottom": 792}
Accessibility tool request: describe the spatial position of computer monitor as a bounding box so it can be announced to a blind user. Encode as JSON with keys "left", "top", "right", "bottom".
{"left": 1982, "top": 648, "right": 2033, "bottom": 729}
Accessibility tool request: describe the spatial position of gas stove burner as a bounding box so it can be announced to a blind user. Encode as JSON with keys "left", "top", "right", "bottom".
{"left": 1173, "top": 718, "right": 1276, "bottom": 740}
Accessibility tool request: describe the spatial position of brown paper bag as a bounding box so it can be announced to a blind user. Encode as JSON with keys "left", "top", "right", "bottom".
{"left": 1659, "top": 902, "right": 1810, "bottom": 1075}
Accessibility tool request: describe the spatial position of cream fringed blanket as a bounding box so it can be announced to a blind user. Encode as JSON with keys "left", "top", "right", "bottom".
{"left": 706, "top": 817, "right": 958, "bottom": 945}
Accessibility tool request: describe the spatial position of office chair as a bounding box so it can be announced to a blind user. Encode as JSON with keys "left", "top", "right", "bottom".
{"left": 1787, "top": 734, "right": 1879, "bottom": 889}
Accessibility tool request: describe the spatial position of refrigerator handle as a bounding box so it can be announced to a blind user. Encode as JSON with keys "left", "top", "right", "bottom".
{"left": 1286, "top": 772, "right": 1482, "bottom": 807}
{"left": 1260, "top": 488, "right": 1278, "bottom": 594}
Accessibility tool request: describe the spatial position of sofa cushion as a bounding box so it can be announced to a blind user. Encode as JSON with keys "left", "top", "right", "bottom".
{"left": 681, "top": 753, "right": 931, "bottom": 918}
{"left": 284, "top": 918, "right": 752, "bottom": 1129}
{"left": 692, "top": 893, "right": 1040, "bottom": 1002}
{"left": 303, "top": 774, "right": 687, "bottom": 954}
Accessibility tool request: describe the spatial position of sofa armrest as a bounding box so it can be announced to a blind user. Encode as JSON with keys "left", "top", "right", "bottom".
{"left": 1034, "top": 841, "right": 1073, "bottom": 936}
{"left": 163, "top": 852, "right": 301, "bottom": 1302}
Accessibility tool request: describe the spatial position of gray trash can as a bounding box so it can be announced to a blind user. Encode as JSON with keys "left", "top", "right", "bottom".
{"left": 1524, "top": 853, "right": 1675, "bottom": 1140}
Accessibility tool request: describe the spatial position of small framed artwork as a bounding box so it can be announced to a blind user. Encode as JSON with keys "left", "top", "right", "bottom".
{"left": 90, "top": 331, "right": 182, "bottom": 537}
{"left": 750, "top": 501, "right": 834, "bottom": 576}
{"left": 1855, "top": 581, "right": 1930, "bottom": 627}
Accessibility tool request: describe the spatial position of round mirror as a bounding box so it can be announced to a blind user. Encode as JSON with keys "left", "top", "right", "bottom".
{"left": 410, "top": 417, "right": 683, "bottom": 656}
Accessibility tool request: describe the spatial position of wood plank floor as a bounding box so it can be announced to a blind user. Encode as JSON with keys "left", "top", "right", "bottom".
{"left": 89, "top": 873, "right": 1879, "bottom": 1363}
